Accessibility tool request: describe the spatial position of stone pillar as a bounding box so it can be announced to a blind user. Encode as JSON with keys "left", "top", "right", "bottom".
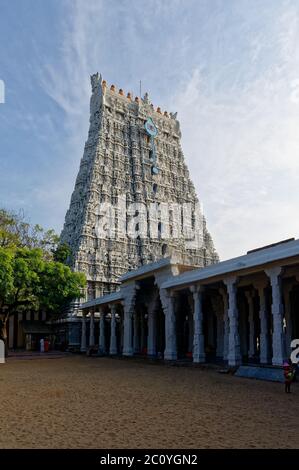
{"left": 133, "top": 313, "right": 140, "bottom": 354}
{"left": 98, "top": 308, "right": 106, "bottom": 355}
{"left": 80, "top": 312, "right": 87, "bottom": 352}
{"left": 188, "top": 313, "right": 194, "bottom": 353}
{"left": 146, "top": 294, "right": 158, "bottom": 356}
{"left": 191, "top": 285, "right": 205, "bottom": 363}
{"left": 219, "top": 288, "right": 229, "bottom": 361}
{"left": 123, "top": 309, "right": 133, "bottom": 356}
{"left": 283, "top": 283, "right": 293, "bottom": 358}
{"left": 121, "top": 313, "right": 125, "bottom": 353}
{"left": 163, "top": 291, "right": 177, "bottom": 360}
{"left": 109, "top": 304, "right": 118, "bottom": 355}
{"left": 121, "top": 284, "right": 136, "bottom": 357}
{"left": 265, "top": 267, "right": 285, "bottom": 366}
{"left": 245, "top": 291, "right": 255, "bottom": 360}
{"left": 89, "top": 310, "right": 95, "bottom": 347}
{"left": 256, "top": 282, "right": 270, "bottom": 364}
{"left": 224, "top": 277, "right": 241, "bottom": 366}
{"left": 147, "top": 310, "right": 156, "bottom": 356}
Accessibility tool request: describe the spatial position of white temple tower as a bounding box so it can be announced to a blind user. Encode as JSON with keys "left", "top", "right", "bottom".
{"left": 61, "top": 73, "right": 218, "bottom": 309}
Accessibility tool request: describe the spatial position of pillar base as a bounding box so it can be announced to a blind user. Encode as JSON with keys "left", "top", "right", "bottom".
{"left": 228, "top": 355, "right": 242, "bottom": 367}
{"left": 123, "top": 349, "right": 133, "bottom": 357}
{"left": 147, "top": 350, "right": 156, "bottom": 357}
{"left": 97, "top": 348, "right": 106, "bottom": 356}
{"left": 193, "top": 354, "right": 206, "bottom": 363}
{"left": 260, "top": 356, "right": 271, "bottom": 365}
{"left": 80, "top": 347, "right": 87, "bottom": 353}
{"left": 272, "top": 357, "right": 284, "bottom": 366}
{"left": 147, "top": 353, "right": 157, "bottom": 358}
{"left": 164, "top": 351, "right": 177, "bottom": 361}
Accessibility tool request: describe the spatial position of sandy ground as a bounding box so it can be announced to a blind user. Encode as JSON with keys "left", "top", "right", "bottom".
{"left": 0, "top": 356, "right": 298, "bottom": 449}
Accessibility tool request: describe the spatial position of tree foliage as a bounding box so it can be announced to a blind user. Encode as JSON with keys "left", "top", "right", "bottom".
{"left": 0, "top": 209, "right": 86, "bottom": 351}
{"left": 0, "top": 209, "right": 60, "bottom": 258}
{"left": 39, "top": 260, "right": 85, "bottom": 315}
{"left": 53, "top": 243, "right": 71, "bottom": 264}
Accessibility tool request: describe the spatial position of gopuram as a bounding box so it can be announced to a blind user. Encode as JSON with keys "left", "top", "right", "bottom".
{"left": 59, "top": 73, "right": 218, "bottom": 348}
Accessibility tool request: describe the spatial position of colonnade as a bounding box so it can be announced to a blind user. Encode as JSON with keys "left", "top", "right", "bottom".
{"left": 80, "top": 266, "right": 297, "bottom": 366}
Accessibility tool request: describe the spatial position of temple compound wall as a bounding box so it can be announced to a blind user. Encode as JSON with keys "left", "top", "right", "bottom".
{"left": 80, "top": 238, "right": 299, "bottom": 367}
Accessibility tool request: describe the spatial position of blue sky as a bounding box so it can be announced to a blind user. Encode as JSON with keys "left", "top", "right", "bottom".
{"left": 1, "top": 0, "right": 299, "bottom": 259}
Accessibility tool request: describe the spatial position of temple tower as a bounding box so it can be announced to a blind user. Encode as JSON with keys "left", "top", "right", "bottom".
{"left": 61, "top": 73, "right": 218, "bottom": 303}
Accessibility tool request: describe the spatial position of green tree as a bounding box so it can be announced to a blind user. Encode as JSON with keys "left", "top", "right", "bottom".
{"left": 0, "top": 247, "right": 86, "bottom": 355}
{"left": 53, "top": 243, "right": 71, "bottom": 264}
{"left": 39, "top": 261, "right": 85, "bottom": 317}
{"left": 0, "top": 210, "right": 21, "bottom": 248}
{"left": 0, "top": 248, "right": 14, "bottom": 353}
{"left": 0, "top": 209, "right": 60, "bottom": 257}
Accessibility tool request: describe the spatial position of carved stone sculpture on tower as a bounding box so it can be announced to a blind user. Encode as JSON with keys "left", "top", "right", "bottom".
{"left": 61, "top": 73, "right": 219, "bottom": 305}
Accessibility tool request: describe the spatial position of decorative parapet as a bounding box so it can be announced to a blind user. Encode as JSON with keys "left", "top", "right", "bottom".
{"left": 96, "top": 75, "right": 178, "bottom": 123}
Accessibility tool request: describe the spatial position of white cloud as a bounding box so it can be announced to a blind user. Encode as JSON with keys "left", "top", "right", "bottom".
{"left": 174, "top": 5, "right": 299, "bottom": 259}
{"left": 39, "top": 0, "right": 299, "bottom": 261}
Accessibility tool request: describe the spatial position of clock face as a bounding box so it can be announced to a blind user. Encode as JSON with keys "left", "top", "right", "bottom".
{"left": 145, "top": 117, "right": 158, "bottom": 137}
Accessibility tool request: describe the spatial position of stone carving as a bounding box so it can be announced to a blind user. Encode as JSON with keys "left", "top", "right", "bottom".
{"left": 91, "top": 72, "right": 101, "bottom": 92}
{"left": 61, "top": 74, "right": 219, "bottom": 307}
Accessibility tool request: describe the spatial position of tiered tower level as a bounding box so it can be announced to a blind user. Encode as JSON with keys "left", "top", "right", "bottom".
{"left": 61, "top": 73, "right": 218, "bottom": 299}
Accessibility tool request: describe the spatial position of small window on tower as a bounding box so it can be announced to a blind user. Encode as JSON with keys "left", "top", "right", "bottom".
{"left": 153, "top": 183, "right": 158, "bottom": 194}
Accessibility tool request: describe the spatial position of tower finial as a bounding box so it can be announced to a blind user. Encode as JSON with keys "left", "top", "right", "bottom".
{"left": 142, "top": 92, "right": 150, "bottom": 105}
{"left": 90, "top": 72, "right": 102, "bottom": 93}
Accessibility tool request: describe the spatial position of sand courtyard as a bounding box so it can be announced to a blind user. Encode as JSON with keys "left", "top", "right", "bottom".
{"left": 0, "top": 355, "right": 298, "bottom": 449}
